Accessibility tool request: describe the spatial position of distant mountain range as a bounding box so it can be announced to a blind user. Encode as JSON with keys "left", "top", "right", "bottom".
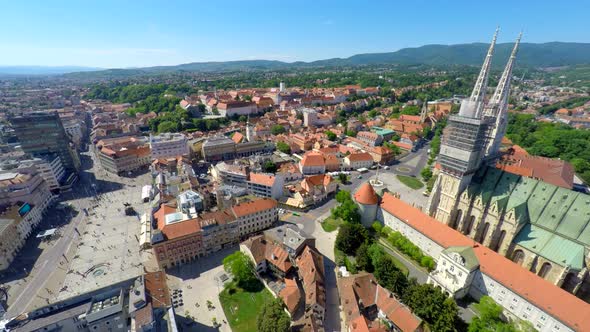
{"left": 4, "top": 42, "right": 590, "bottom": 77}
{"left": 0, "top": 66, "right": 102, "bottom": 76}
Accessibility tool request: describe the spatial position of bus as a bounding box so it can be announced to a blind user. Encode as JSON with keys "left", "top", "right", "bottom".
{"left": 357, "top": 168, "right": 369, "bottom": 173}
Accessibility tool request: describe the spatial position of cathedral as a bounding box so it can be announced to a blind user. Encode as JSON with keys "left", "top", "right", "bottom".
{"left": 426, "top": 30, "right": 590, "bottom": 301}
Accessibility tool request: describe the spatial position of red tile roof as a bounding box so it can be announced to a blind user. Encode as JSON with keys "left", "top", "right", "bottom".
{"left": 231, "top": 198, "right": 277, "bottom": 218}
{"left": 265, "top": 243, "right": 292, "bottom": 273}
{"left": 354, "top": 182, "right": 379, "bottom": 205}
{"left": 144, "top": 271, "right": 171, "bottom": 308}
{"left": 347, "top": 152, "right": 373, "bottom": 162}
{"left": 154, "top": 204, "right": 201, "bottom": 240}
{"left": 279, "top": 278, "right": 301, "bottom": 314}
{"left": 296, "top": 246, "right": 326, "bottom": 309}
{"left": 249, "top": 173, "right": 277, "bottom": 187}
{"left": 380, "top": 192, "right": 590, "bottom": 331}
{"left": 301, "top": 152, "right": 326, "bottom": 167}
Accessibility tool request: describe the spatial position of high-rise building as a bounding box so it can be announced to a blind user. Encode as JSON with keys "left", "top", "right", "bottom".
{"left": 10, "top": 112, "right": 81, "bottom": 174}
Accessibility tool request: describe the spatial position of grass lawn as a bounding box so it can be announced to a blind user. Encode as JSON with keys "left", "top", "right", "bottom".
{"left": 396, "top": 175, "right": 424, "bottom": 190}
{"left": 219, "top": 282, "right": 274, "bottom": 332}
{"left": 321, "top": 217, "right": 343, "bottom": 232}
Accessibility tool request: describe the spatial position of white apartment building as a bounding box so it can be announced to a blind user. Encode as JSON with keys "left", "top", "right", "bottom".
{"left": 231, "top": 198, "right": 278, "bottom": 237}
{"left": 63, "top": 120, "right": 84, "bottom": 148}
{"left": 149, "top": 133, "right": 190, "bottom": 159}
{"left": 29, "top": 154, "right": 66, "bottom": 191}
{"left": 246, "top": 173, "right": 284, "bottom": 200}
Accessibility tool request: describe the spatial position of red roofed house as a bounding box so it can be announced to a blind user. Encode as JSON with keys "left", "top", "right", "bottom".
{"left": 297, "top": 246, "right": 326, "bottom": 325}
{"left": 301, "top": 174, "right": 337, "bottom": 205}
{"left": 356, "top": 131, "right": 383, "bottom": 147}
{"left": 279, "top": 278, "right": 302, "bottom": 315}
{"left": 300, "top": 152, "right": 326, "bottom": 175}
{"left": 377, "top": 192, "right": 590, "bottom": 332}
{"left": 368, "top": 146, "right": 396, "bottom": 165}
{"left": 344, "top": 152, "right": 373, "bottom": 170}
{"left": 265, "top": 242, "right": 293, "bottom": 278}
{"left": 340, "top": 273, "right": 423, "bottom": 332}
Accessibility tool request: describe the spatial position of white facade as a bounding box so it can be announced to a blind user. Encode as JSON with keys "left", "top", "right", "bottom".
{"left": 63, "top": 121, "right": 83, "bottom": 147}
{"left": 378, "top": 208, "right": 444, "bottom": 259}
{"left": 247, "top": 175, "right": 284, "bottom": 200}
{"left": 344, "top": 156, "right": 373, "bottom": 170}
{"left": 222, "top": 104, "right": 258, "bottom": 117}
{"left": 31, "top": 155, "right": 65, "bottom": 191}
{"left": 234, "top": 206, "right": 278, "bottom": 237}
{"left": 469, "top": 273, "right": 572, "bottom": 332}
{"left": 149, "top": 133, "right": 190, "bottom": 159}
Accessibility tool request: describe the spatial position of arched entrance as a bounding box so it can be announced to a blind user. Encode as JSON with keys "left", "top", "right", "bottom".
{"left": 478, "top": 222, "right": 490, "bottom": 244}
{"left": 464, "top": 215, "right": 476, "bottom": 236}
{"left": 562, "top": 273, "right": 578, "bottom": 293}
{"left": 538, "top": 262, "right": 552, "bottom": 279}
{"left": 451, "top": 209, "right": 463, "bottom": 230}
{"left": 493, "top": 230, "right": 507, "bottom": 252}
{"left": 511, "top": 250, "right": 525, "bottom": 266}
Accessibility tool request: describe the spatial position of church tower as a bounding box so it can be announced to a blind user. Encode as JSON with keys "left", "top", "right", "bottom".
{"left": 427, "top": 29, "right": 499, "bottom": 226}
{"left": 483, "top": 33, "right": 522, "bottom": 162}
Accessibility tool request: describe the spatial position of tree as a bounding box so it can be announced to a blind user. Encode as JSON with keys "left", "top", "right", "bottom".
{"left": 335, "top": 222, "right": 369, "bottom": 256}
{"left": 262, "top": 160, "right": 277, "bottom": 173}
{"left": 355, "top": 242, "right": 373, "bottom": 272}
{"left": 325, "top": 130, "right": 337, "bottom": 141}
{"left": 421, "top": 167, "right": 433, "bottom": 182}
{"left": 468, "top": 296, "right": 519, "bottom": 332}
{"left": 374, "top": 255, "right": 408, "bottom": 295}
{"left": 222, "top": 252, "right": 260, "bottom": 291}
{"left": 157, "top": 121, "right": 178, "bottom": 133}
{"left": 238, "top": 115, "right": 248, "bottom": 123}
{"left": 346, "top": 129, "right": 357, "bottom": 137}
{"left": 368, "top": 109, "right": 379, "bottom": 118}
{"left": 402, "top": 282, "right": 461, "bottom": 332}
{"left": 212, "top": 107, "right": 220, "bottom": 115}
{"left": 257, "top": 299, "right": 290, "bottom": 332}
{"left": 276, "top": 141, "right": 291, "bottom": 154}
{"left": 335, "top": 190, "right": 352, "bottom": 203}
{"left": 338, "top": 173, "right": 348, "bottom": 184}
{"left": 271, "top": 125, "right": 286, "bottom": 135}
{"left": 371, "top": 221, "right": 383, "bottom": 235}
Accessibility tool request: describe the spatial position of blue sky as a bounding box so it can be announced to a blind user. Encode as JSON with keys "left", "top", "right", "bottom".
{"left": 1, "top": 0, "right": 588, "bottom": 68}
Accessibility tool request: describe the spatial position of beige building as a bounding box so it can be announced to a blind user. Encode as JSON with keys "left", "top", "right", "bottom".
{"left": 97, "top": 136, "right": 151, "bottom": 174}
{"left": 231, "top": 198, "right": 278, "bottom": 238}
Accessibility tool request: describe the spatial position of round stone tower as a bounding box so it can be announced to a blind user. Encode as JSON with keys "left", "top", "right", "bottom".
{"left": 354, "top": 182, "right": 379, "bottom": 227}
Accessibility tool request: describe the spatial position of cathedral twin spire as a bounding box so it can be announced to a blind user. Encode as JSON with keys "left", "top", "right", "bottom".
{"left": 457, "top": 27, "right": 522, "bottom": 159}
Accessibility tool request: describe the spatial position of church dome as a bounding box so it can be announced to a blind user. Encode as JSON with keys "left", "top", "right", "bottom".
{"left": 354, "top": 182, "right": 379, "bottom": 205}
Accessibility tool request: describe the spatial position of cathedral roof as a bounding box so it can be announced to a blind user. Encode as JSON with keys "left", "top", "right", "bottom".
{"left": 354, "top": 182, "right": 379, "bottom": 205}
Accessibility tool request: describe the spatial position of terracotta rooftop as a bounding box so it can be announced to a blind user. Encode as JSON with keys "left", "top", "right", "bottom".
{"left": 231, "top": 198, "right": 277, "bottom": 218}
{"left": 144, "top": 271, "right": 171, "bottom": 308}
{"left": 279, "top": 278, "right": 301, "bottom": 314}
{"left": 354, "top": 182, "right": 379, "bottom": 205}
{"left": 296, "top": 246, "right": 326, "bottom": 309}
{"left": 301, "top": 153, "right": 325, "bottom": 167}
{"left": 265, "top": 243, "right": 292, "bottom": 273}
{"left": 248, "top": 173, "right": 277, "bottom": 187}
{"left": 347, "top": 152, "right": 373, "bottom": 162}
{"left": 380, "top": 192, "right": 590, "bottom": 332}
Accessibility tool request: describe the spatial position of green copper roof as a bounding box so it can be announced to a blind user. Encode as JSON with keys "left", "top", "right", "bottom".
{"left": 489, "top": 172, "right": 522, "bottom": 211}
{"left": 514, "top": 224, "right": 585, "bottom": 270}
{"left": 443, "top": 246, "right": 479, "bottom": 271}
{"left": 559, "top": 194, "right": 590, "bottom": 245}
{"left": 371, "top": 126, "right": 395, "bottom": 136}
{"left": 527, "top": 181, "right": 558, "bottom": 225}
{"left": 472, "top": 167, "right": 503, "bottom": 205}
{"left": 467, "top": 166, "right": 590, "bottom": 243}
{"left": 538, "top": 187, "right": 577, "bottom": 230}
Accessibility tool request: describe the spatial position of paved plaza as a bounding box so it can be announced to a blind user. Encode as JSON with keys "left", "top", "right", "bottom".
{"left": 164, "top": 247, "right": 235, "bottom": 332}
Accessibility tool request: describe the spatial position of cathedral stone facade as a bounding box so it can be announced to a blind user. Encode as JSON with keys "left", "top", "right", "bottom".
{"left": 426, "top": 30, "right": 590, "bottom": 302}
{"left": 441, "top": 166, "right": 590, "bottom": 301}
